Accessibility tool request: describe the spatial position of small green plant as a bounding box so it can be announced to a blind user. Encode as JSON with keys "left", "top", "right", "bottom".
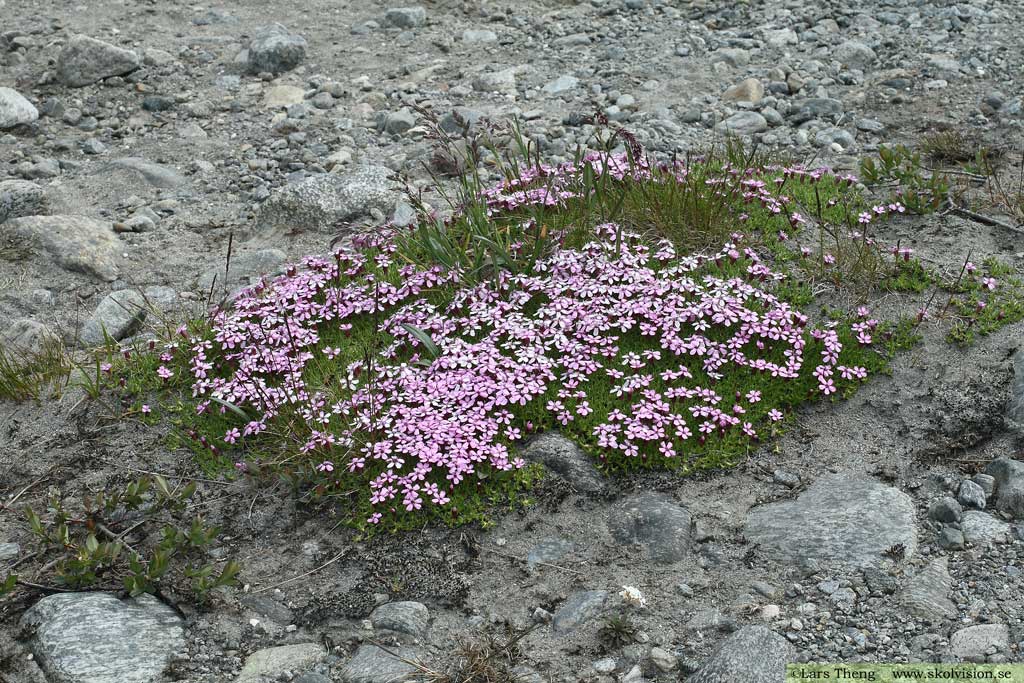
{"left": 0, "top": 338, "right": 73, "bottom": 401}
{"left": 860, "top": 145, "right": 952, "bottom": 213}
{"left": 19, "top": 475, "right": 240, "bottom": 601}
{"left": 597, "top": 614, "right": 639, "bottom": 651}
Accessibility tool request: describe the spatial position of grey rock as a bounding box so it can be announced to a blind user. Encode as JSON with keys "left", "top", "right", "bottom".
{"left": 714, "top": 111, "right": 768, "bottom": 136}
{"left": 104, "top": 158, "right": 188, "bottom": 189}
{"left": 236, "top": 644, "right": 327, "bottom": 683}
{"left": 0, "top": 87, "right": 38, "bottom": 129}
{"left": 684, "top": 608, "right": 735, "bottom": 633}
{"left": 714, "top": 48, "right": 749, "bottom": 67}
{"left": 949, "top": 624, "right": 1009, "bottom": 663}
{"left": 553, "top": 590, "right": 608, "bottom": 632}
{"left": 744, "top": 474, "right": 917, "bottom": 569}
{"left": 57, "top": 35, "right": 140, "bottom": 87}
{"left": 21, "top": 593, "right": 184, "bottom": 683}
{"left": 0, "top": 542, "right": 18, "bottom": 562}
{"left": 856, "top": 118, "right": 885, "bottom": 133}
{"left": 929, "top": 497, "right": 963, "bottom": 523}
{"left": 984, "top": 457, "right": 1024, "bottom": 519}
{"left": 247, "top": 24, "right": 307, "bottom": 74}
{"left": 462, "top": 29, "right": 497, "bottom": 44}
{"left": 688, "top": 626, "right": 794, "bottom": 683}
{"left": 439, "top": 107, "right": 486, "bottom": 135}
{"left": 4, "top": 215, "right": 122, "bottom": 281}
{"left": 790, "top": 98, "right": 843, "bottom": 122}
{"left": 814, "top": 127, "right": 855, "bottom": 149}
{"left": 609, "top": 493, "right": 691, "bottom": 564}
{"left": 523, "top": 432, "right": 603, "bottom": 492}
{"left": 81, "top": 138, "right": 106, "bottom": 155}
{"left": 0, "top": 319, "right": 58, "bottom": 355}
{"left": 937, "top": 526, "right": 965, "bottom": 551}
{"left": 650, "top": 646, "right": 677, "bottom": 672}
{"left": 958, "top": 480, "right": 987, "bottom": 509}
{"left": 384, "top": 108, "right": 416, "bottom": 136}
{"left": 341, "top": 644, "right": 422, "bottom": 683}
{"left": 960, "top": 510, "right": 1010, "bottom": 545}
{"left": 256, "top": 165, "right": 398, "bottom": 234}
{"left": 542, "top": 75, "right": 579, "bottom": 95}
{"left": 834, "top": 40, "right": 876, "bottom": 68}
{"left": 384, "top": 7, "right": 427, "bottom": 29}
{"left": 241, "top": 594, "right": 294, "bottom": 625}
{"left": 197, "top": 248, "right": 287, "bottom": 294}
{"left": 0, "top": 179, "right": 48, "bottom": 224}
{"left": 80, "top": 290, "right": 147, "bottom": 346}
{"left": 722, "top": 78, "right": 764, "bottom": 105}
{"left": 972, "top": 474, "right": 996, "bottom": 498}
{"left": 526, "top": 538, "right": 573, "bottom": 571}
{"left": 472, "top": 68, "right": 517, "bottom": 94}
{"left": 899, "top": 557, "right": 956, "bottom": 621}
{"left": 370, "top": 601, "right": 430, "bottom": 638}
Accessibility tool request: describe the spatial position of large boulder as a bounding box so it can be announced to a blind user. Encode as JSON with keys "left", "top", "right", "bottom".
{"left": 20, "top": 592, "right": 184, "bottom": 683}
{"left": 255, "top": 165, "right": 399, "bottom": 235}
{"left": 688, "top": 626, "right": 794, "bottom": 683}
{"left": 0, "top": 87, "right": 38, "bottom": 129}
{"left": 57, "top": 35, "right": 140, "bottom": 87}
{"left": 247, "top": 24, "right": 307, "bottom": 74}
{"left": 2, "top": 215, "right": 122, "bottom": 281}
{"left": 744, "top": 473, "right": 917, "bottom": 569}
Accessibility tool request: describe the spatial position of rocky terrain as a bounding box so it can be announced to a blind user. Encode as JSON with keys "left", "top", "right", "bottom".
{"left": 2, "top": 0, "right": 1024, "bottom": 682}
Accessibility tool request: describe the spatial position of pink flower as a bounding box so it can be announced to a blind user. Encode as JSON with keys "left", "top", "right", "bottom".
{"left": 224, "top": 427, "right": 241, "bottom": 444}
{"left": 141, "top": 404, "right": 151, "bottom": 414}
{"left": 982, "top": 277, "right": 997, "bottom": 291}
{"left": 317, "top": 460, "right": 334, "bottom": 473}
{"left": 768, "top": 409, "right": 784, "bottom": 422}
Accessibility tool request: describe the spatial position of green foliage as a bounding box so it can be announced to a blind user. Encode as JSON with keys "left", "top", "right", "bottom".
{"left": 0, "top": 338, "right": 73, "bottom": 401}
{"left": 860, "top": 145, "right": 951, "bottom": 213}
{"left": 18, "top": 475, "right": 239, "bottom": 601}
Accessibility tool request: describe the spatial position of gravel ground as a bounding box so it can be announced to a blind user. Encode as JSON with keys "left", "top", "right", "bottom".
{"left": 2, "top": 1, "right": 1024, "bottom": 681}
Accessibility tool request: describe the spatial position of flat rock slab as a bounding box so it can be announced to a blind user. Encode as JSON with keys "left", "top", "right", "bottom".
{"left": 20, "top": 592, "right": 184, "bottom": 683}
{"left": 522, "top": 433, "right": 604, "bottom": 492}
{"left": 949, "top": 624, "right": 1010, "bottom": 663}
{"left": 369, "top": 601, "right": 430, "bottom": 639}
{"left": 104, "top": 158, "right": 188, "bottom": 189}
{"left": 744, "top": 474, "right": 917, "bottom": 569}
{"left": 899, "top": 557, "right": 956, "bottom": 621}
{"left": 255, "top": 165, "right": 399, "bottom": 234}
{"left": 553, "top": 590, "right": 608, "bottom": 632}
{"left": 526, "top": 537, "right": 574, "bottom": 572}
{"left": 688, "top": 626, "right": 794, "bottom": 683}
{"left": 58, "top": 34, "right": 140, "bottom": 87}
{"left": 80, "top": 290, "right": 147, "bottom": 346}
{"left": 4, "top": 215, "right": 122, "bottom": 281}
{"left": 608, "top": 493, "right": 692, "bottom": 564}
{"left": 960, "top": 510, "right": 1010, "bottom": 545}
{"left": 340, "top": 644, "right": 422, "bottom": 683}
{"left": 236, "top": 643, "right": 326, "bottom": 683}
